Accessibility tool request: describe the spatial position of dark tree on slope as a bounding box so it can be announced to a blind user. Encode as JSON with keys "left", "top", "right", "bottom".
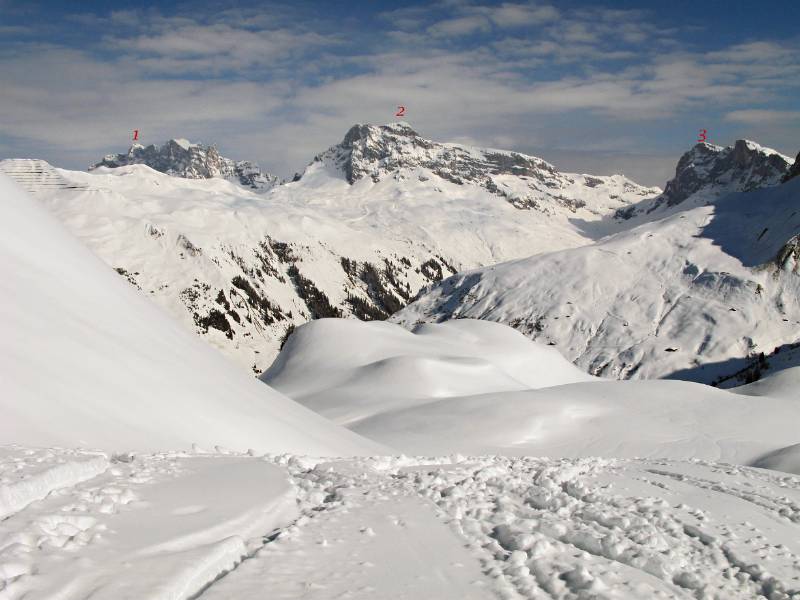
{"left": 286, "top": 265, "right": 342, "bottom": 319}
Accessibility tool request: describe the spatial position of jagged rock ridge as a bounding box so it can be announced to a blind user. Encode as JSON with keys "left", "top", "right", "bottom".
{"left": 783, "top": 151, "right": 800, "bottom": 183}
{"left": 90, "top": 139, "right": 279, "bottom": 191}
{"left": 616, "top": 140, "right": 793, "bottom": 221}
{"left": 308, "top": 122, "right": 659, "bottom": 213}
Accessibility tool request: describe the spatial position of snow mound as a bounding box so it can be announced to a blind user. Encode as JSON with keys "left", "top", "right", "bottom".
{"left": 0, "top": 174, "right": 384, "bottom": 456}
{"left": 262, "top": 318, "right": 593, "bottom": 424}
{"left": 263, "top": 319, "right": 800, "bottom": 467}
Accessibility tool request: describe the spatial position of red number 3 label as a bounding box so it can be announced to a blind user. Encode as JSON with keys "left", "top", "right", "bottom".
{"left": 395, "top": 106, "right": 406, "bottom": 117}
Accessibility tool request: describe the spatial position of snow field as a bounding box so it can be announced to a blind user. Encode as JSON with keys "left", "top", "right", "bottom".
{"left": 0, "top": 447, "right": 297, "bottom": 599}
{"left": 265, "top": 319, "right": 800, "bottom": 470}
{"left": 204, "top": 454, "right": 800, "bottom": 599}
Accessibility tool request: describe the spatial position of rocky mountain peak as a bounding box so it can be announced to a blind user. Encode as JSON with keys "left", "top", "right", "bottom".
{"left": 307, "top": 123, "right": 658, "bottom": 213}
{"left": 90, "top": 139, "right": 279, "bottom": 192}
{"left": 782, "top": 151, "right": 800, "bottom": 183}
{"left": 658, "top": 139, "right": 791, "bottom": 209}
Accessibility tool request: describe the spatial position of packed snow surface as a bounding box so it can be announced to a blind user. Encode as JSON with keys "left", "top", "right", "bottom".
{"left": 395, "top": 178, "right": 800, "bottom": 382}
{"left": 265, "top": 319, "right": 800, "bottom": 467}
{"left": 0, "top": 174, "right": 383, "bottom": 456}
{"left": 4, "top": 447, "right": 800, "bottom": 599}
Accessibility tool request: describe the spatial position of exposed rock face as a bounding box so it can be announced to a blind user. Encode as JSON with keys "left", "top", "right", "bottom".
{"left": 616, "top": 140, "right": 792, "bottom": 221}
{"left": 307, "top": 123, "right": 659, "bottom": 212}
{"left": 782, "top": 151, "right": 800, "bottom": 183}
{"left": 90, "top": 139, "right": 279, "bottom": 191}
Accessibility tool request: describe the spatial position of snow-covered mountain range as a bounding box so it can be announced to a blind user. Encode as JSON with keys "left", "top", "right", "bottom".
{"left": 91, "top": 138, "right": 280, "bottom": 191}
{"left": 4, "top": 132, "right": 800, "bottom": 600}
{"left": 394, "top": 143, "right": 799, "bottom": 383}
{"left": 1, "top": 123, "right": 658, "bottom": 372}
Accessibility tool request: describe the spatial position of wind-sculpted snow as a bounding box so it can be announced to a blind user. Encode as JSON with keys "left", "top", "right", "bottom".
{"left": 0, "top": 174, "right": 384, "bottom": 456}
{"left": 91, "top": 138, "right": 279, "bottom": 191}
{"left": 263, "top": 319, "right": 800, "bottom": 467}
{"left": 395, "top": 178, "right": 800, "bottom": 383}
{"left": 1, "top": 124, "right": 658, "bottom": 372}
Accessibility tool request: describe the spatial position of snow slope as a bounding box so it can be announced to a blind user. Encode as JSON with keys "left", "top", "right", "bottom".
{"left": 395, "top": 177, "right": 800, "bottom": 382}
{"left": 264, "top": 319, "right": 800, "bottom": 466}
{"left": 7, "top": 449, "right": 800, "bottom": 600}
{"left": 0, "top": 123, "right": 659, "bottom": 372}
{"left": 0, "top": 174, "right": 383, "bottom": 456}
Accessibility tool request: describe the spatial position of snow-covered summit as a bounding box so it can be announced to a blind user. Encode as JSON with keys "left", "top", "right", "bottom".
{"left": 91, "top": 139, "right": 279, "bottom": 192}
{"left": 306, "top": 122, "right": 660, "bottom": 212}
{"left": 617, "top": 139, "right": 793, "bottom": 221}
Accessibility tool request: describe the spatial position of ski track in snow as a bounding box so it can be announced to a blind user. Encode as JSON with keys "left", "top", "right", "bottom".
{"left": 3, "top": 448, "right": 800, "bottom": 599}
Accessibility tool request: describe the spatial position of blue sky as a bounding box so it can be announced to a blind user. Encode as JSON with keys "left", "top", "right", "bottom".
{"left": 1, "top": 0, "right": 798, "bottom": 186}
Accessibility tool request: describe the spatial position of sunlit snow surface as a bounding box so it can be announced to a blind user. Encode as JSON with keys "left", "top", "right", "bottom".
{"left": 3, "top": 448, "right": 800, "bottom": 599}
{"left": 265, "top": 319, "right": 800, "bottom": 467}
{"left": 395, "top": 178, "right": 800, "bottom": 382}
{"left": 0, "top": 173, "right": 381, "bottom": 457}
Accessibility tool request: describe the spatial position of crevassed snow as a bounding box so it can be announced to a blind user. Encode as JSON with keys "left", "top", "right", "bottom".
{"left": 263, "top": 318, "right": 800, "bottom": 467}
{"left": 0, "top": 174, "right": 384, "bottom": 456}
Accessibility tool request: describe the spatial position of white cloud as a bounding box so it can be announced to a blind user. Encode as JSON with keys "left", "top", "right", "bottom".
{"left": 725, "top": 109, "right": 800, "bottom": 124}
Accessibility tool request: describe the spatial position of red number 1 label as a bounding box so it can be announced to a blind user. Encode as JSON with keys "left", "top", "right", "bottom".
{"left": 395, "top": 106, "right": 406, "bottom": 117}
{"left": 697, "top": 129, "right": 707, "bottom": 143}
{"left": 133, "top": 129, "right": 139, "bottom": 141}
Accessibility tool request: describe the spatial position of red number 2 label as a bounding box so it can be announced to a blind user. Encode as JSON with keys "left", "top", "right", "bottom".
{"left": 133, "top": 129, "right": 139, "bottom": 141}
{"left": 697, "top": 129, "right": 707, "bottom": 143}
{"left": 395, "top": 106, "right": 406, "bottom": 117}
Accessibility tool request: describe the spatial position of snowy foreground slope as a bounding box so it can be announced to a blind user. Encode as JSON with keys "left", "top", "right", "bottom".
{"left": 3, "top": 448, "right": 800, "bottom": 599}
{"left": 395, "top": 176, "right": 800, "bottom": 382}
{"left": 265, "top": 319, "right": 800, "bottom": 466}
{"left": 0, "top": 174, "right": 381, "bottom": 456}
{"left": 0, "top": 123, "right": 658, "bottom": 372}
